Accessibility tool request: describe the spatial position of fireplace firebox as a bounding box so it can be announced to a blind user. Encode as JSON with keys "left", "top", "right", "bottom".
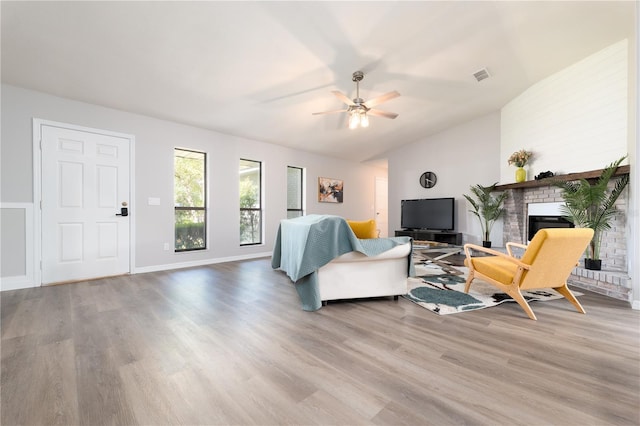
{"left": 528, "top": 215, "right": 574, "bottom": 241}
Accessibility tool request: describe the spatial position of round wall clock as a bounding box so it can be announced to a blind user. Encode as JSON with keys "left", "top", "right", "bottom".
{"left": 419, "top": 171, "right": 437, "bottom": 188}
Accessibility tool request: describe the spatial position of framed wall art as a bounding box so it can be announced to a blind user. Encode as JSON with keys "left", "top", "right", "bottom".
{"left": 318, "top": 177, "right": 343, "bottom": 203}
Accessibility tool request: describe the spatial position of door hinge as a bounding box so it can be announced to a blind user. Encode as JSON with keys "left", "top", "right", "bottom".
{"left": 39, "top": 139, "right": 42, "bottom": 150}
{"left": 40, "top": 200, "right": 43, "bottom": 209}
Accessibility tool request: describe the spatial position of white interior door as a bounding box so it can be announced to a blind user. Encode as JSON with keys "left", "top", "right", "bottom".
{"left": 41, "top": 125, "right": 130, "bottom": 284}
{"left": 375, "top": 177, "right": 389, "bottom": 238}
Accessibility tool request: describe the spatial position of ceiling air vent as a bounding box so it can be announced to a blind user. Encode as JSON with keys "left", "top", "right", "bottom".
{"left": 472, "top": 68, "right": 490, "bottom": 82}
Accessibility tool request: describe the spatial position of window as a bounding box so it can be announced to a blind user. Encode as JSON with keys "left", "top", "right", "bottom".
{"left": 174, "top": 149, "right": 206, "bottom": 251}
{"left": 239, "top": 159, "right": 262, "bottom": 245}
{"left": 287, "top": 166, "right": 304, "bottom": 218}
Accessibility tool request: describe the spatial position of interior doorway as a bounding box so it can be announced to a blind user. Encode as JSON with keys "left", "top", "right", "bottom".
{"left": 375, "top": 177, "right": 388, "bottom": 237}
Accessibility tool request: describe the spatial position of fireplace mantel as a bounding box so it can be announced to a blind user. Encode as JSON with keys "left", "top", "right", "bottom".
{"left": 495, "top": 165, "right": 630, "bottom": 191}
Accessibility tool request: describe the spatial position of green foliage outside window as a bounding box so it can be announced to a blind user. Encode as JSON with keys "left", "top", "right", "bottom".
{"left": 240, "top": 159, "right": 261, "bottom": 245}
{"left": 175, "top": 149, "right": 206, "bottom": 251}
{"left": 175, "top": 211, "right": 205, "bottom": 251}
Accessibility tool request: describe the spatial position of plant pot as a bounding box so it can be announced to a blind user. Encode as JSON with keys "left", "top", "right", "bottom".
{"left": 515, "top": 167, "right": 526, "bottom": 183}
{"left": 584, "top": 258, "right": 602, "bottom": 270}
{"left": 482, "top": 241, "right": 492, "bottom": 248}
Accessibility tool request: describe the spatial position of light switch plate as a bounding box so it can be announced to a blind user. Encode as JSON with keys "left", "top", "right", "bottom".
{"left": 148, "top": 197, "right": 160, "bottom": 205}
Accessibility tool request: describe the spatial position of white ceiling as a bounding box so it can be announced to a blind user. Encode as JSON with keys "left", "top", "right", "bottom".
{"left": 1, "top": 1, "right": 635, "bottom": 164}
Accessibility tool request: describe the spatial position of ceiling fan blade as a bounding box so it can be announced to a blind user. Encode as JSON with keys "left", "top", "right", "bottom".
{"left": 312, "top": 109, "right": 348, "bottom": 116}
{"left": 332, "top": 91, "right": 355, "bottom": 106}
{"left": 368, "top": 109, "right": 398, "bottom": 119}
{"left": 364, "top": 91, "right": 400, "bottom": 109}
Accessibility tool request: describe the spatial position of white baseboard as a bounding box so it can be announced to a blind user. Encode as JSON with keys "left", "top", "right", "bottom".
{"left": 133, "top": 252, "right": 273, "bottom": 274}
{"left": 1, "top": 275, "right": 37, "bottom": 291}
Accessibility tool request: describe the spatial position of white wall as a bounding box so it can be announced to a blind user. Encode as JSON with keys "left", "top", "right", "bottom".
{"left": 1, "top": 84, "right": 387, "bottom": 284}
{"left": 631, "top": 8, "right": 639, "bottom": 309}
{"left": 501, "top": 39, "right": 629, "bottom": 183}
{"left": 387, "top": 112, "right": 501, "bottom": 245}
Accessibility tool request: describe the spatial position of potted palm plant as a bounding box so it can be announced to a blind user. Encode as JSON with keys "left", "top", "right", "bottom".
{"left": 464, "top": 183, "right": 508, "bottom": 248}
{"left": 554, "top": 156, "right": 629, "bottom": 270}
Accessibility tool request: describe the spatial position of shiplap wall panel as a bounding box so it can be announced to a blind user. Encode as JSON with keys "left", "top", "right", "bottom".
{"left": 0, "top": 203, "right": 35, "bottom": 290}
{"left": 501, "top": 39, "right": 629, "bottom": 183}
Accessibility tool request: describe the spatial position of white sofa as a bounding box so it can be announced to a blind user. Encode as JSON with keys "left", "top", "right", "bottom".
{"left": 316, "top": 242, "right": 412, "bottom": 304}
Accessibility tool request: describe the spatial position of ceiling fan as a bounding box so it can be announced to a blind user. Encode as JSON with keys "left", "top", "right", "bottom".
{"left": 313, "top": 71, "right": 400, "bottom": 129}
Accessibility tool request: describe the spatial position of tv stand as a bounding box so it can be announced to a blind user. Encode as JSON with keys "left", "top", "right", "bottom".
{"left": 395, "top": 229, "right": 462, "bottom": 245}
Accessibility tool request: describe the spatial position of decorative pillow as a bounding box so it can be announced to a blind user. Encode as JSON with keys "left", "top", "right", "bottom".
{"left": 347, "top": 219, "right": 378, "bottom": 239}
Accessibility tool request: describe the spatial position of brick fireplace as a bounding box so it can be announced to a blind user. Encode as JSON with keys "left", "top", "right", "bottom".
{"left": 497, "top": 166, "right": 631, "bottom": 302}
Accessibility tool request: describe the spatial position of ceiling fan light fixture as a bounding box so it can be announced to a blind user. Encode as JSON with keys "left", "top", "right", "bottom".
{"left": 349, "top": 111, "right": 360, "bottom": 129}
{"left": 348, "top": 107, "right": 369, "bottom": 129}
{"left": 313, "top": 71, "right": 399, "bottom": 128}
{"left": 360, "top": 111, "right": 369, "bottom": 128}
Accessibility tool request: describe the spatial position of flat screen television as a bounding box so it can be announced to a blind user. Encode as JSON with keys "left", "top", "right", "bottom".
{"left": 401, "top": 197, "right": 455, "bottom": 231}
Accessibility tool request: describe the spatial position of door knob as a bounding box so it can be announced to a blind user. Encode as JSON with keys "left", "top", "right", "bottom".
{"left": 116, "top": 201, "right": 129, "bottom": 216}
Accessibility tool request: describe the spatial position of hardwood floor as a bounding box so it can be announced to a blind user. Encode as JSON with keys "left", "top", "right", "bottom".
{"left": 2, "top": 258, "right": 639, "bottom": 425}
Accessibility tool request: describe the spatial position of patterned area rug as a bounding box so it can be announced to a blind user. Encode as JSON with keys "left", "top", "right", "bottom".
{"left": 404, "top": 263, "right": 579, "bottom": 315}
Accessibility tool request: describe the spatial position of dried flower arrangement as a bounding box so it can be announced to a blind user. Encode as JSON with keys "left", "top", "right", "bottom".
{"left": 508, "top": 149, "right": 533, "bottom": 167}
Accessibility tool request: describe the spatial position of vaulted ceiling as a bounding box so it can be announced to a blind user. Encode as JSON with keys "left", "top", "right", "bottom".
{"left": 1, "top": 1, "right": 636, "bottom": 164}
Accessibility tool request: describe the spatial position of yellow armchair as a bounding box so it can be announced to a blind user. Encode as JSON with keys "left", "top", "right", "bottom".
{"left": 463, "top": 228, "right": 594, "bottom": 320}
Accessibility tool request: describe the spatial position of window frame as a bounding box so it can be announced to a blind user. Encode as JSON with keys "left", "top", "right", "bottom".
{"left": 174, "top": 148, "right": 207, "bottom": 252}
{"left": 239, "top": 158, "right": 263, "bottom": 246}
{"left": 287, "top": 165, "right": 304, "bottom": 219}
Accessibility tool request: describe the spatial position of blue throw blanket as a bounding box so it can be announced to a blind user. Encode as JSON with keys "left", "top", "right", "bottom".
{"left": 271, "top": 215, "right": 413, "bottom": 311}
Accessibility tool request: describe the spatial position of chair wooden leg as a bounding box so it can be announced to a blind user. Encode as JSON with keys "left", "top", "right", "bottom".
{"left": 555, "top": 283, "right": 586, "bottom": 314}
{"left": 464, "top": 271, "right": 474, "bottom": 293}
{"left": 506, "top": 287, "right": 538, "bottom": 320}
